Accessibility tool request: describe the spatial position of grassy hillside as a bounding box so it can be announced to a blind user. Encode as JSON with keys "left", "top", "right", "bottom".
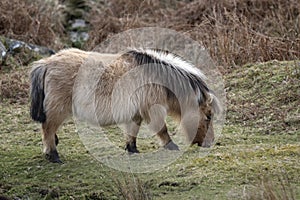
{"left": 0, "top": 60, "right": 299, "bottom": 199}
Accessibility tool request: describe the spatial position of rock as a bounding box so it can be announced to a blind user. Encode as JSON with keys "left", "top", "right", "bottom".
{"left": 71, "top": 19, "right": 87, "bottom": 29}
{"left": 4, "top": 38, "right": 55, "bottom": 56}
{"left": 70, "top": 31, "right": 89, "bottom": 43}
{"left": 69, "top": 18, "right": 89, "bottom": 48}
{"left": 0, "top": 40, "right": 7, "bottom": 64}
{"left": 0, "top": 37, "right": 55, "bottom": 67}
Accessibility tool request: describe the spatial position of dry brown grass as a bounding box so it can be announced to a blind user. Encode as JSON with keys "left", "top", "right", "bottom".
{"left": 0, "top": 0, "right": 65, "bottom": 50}
{"left": 0, "top": 66, "right": 29, "bottom": 104}
{"left": 86, "top": 0, "right": 300, "bottom": 68}
{"left": 1, "top": 0, "right": 298, "bottom": 67}
{"left": 171, "top": 0, "right": 300, "bottom": 67}
{"left": 111, "top": 172, "right": 152, "bottom": 200}
{"left": 86, "top": 0, "right": 173, "bottom": 48}
{"left": 244, "top": 173, "right": 296, "bottom": 200}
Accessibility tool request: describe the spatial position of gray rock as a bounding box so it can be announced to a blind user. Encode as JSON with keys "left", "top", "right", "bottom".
{"left": 4, "top": 38, "right": 55, "bottom": 56}
{"left": 0, "top": 38, "right": 55, "bottom": 56}
{"left": 0, "top": 40, "right": 7, "bottom": 61}
{"left": 0, "top": 37, "right": 55, "bottom": 66}
{"left": 7, "top": 39, "right": 23, "bottom": 54}
{"left": 71, "top": 19, "right": 87, "bottom": 29}
{"left": 70, "top": 31, "right": 89, "bottom": 43}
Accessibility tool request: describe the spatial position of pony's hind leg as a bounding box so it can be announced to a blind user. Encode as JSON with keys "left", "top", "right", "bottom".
{"left": 42, "top": 119, "right": 64, "bottom": 163}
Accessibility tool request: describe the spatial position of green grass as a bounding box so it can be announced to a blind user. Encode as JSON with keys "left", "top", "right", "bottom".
{"left": 0, "top": 60, "right": 299, "bottom": 199}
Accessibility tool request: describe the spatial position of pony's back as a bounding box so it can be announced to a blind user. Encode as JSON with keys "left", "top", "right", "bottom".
{"left": 30, "top": 48, "right": 213, "bottom": 125}
{"left": 73, "top": 48, "right": 212, "bottom": 125}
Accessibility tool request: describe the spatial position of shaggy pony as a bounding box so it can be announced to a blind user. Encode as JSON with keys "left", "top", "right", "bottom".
{"left": 30, "top": 48, "right": 220, "bottom": 163}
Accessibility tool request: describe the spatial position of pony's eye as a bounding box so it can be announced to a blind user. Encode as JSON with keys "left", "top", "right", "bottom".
{"left": 206, "top": 115, "right": 212, "bottom": 121}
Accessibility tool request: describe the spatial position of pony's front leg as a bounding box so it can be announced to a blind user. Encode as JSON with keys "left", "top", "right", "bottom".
{"left": 157, "top": 124, "right": 179, "bottom": 151}
{"left": 42, "top": 122, "right": 62, "bottom": 163}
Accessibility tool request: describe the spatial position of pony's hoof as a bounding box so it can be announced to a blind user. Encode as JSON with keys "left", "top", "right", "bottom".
{"left": 191, "top": 141, "right": 201, "bottom": 146}
{"left": 125, "top": 143, "right": 140, "bottom": 154}
{"left": 192, "top": 140, "right": 212, "bottom": 148}
{"left": 45, "top": 150, "right": 63, "bottom": 163}
{"left": 164, "top": 141, "right": 179, "bottom": 151}
{"left": 201, "top": 141, "right": 212, "bottom": 148}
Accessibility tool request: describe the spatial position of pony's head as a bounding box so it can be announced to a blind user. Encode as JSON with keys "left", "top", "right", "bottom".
{"left": 123, "top": 48, "right": 222, "bottom": 148}
{"left": 192, "top": 92, "right": 221, "bottom": 147}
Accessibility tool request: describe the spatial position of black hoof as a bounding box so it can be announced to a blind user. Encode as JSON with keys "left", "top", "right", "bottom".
{"left": 55, "top": 134, "right": 59, "bottom": 146}
{"left": 164, "top": 141, "right": 179, "bottom": 151}
{"left": 201, "top": 142, "right": 212, "bottom": 148}
{"left": 46, "top": 150, "right": 63, "bottom": 163}
{"left": 125, "top": 143, "right": 139, "bottom": 154}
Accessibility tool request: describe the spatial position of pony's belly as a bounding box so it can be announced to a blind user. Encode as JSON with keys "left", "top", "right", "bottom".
{"left": 72, "top": 100, "right": 115, "bottom": 126}
{"left": 72, "top": 102, "right": 97, "bottom": 124}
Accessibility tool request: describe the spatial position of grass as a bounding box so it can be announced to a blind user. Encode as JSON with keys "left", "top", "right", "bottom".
{"left": 0, "top": 60, "right": 299, "bottom": 199}
{"left": 226, "top": 60, "right": 300, "bottom": 133}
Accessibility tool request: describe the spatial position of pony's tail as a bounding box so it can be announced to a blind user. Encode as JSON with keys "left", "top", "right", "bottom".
{"left": 30, "top": 64, "right": 47, "bottom": 123}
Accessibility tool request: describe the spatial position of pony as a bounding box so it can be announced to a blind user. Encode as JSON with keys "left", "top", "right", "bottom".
{"left": 30, "top": 48, "right": 220, "bottom": 163}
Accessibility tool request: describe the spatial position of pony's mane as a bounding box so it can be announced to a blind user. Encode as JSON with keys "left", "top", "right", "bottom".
{"left": 124, "top": 48, "right": 210, "bottom": 104}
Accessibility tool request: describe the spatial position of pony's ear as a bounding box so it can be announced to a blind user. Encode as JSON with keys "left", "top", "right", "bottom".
{"left": 208, "top": 92, "right": 222, "bottom": 114}
{"left": 207, "top": 93, "right": 214, "bottom": 104}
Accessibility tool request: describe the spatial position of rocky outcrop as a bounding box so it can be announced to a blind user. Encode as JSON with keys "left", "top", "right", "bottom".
{"left": 0, "top": 37, "right": 55, "bottom": 67}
